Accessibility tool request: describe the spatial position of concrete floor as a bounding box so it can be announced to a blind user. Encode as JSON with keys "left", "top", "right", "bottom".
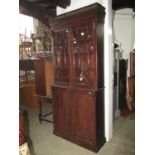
{"left": 22, "top": 104, "right": 135, "bottom": 155}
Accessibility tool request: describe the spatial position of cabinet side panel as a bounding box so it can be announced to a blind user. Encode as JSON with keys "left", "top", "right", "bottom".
{"left": 96, "top": 22, "right": 104, "bottom": 88}
{"left": 96, "top": 89, "right": 106, "bottom": 149}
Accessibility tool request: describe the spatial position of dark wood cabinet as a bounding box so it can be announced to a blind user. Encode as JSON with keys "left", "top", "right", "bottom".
{"left": 34, "top": 58, "right": 53, "bottom": 97}
{"left": 51, "top": 3, "right": 106, "bottom": 152}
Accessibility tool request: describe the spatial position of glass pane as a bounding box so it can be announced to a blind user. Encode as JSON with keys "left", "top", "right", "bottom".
{"left": 53, "top": 29, "right": 70, "bottom": 84}
{"left": 71, "top": 24, "right": 96, "bottom": 88}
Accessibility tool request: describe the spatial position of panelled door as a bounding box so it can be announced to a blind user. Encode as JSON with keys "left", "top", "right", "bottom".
{"left": 71, "top": 89, "right": 96, "bottom": 144}
{"left": 52, "top": 87, "right": 71, "bottom": 134}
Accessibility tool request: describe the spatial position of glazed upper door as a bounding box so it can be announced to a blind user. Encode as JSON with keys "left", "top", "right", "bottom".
{"left": 70, "top": 22, "right": 97, "bottom": 89}
{"left": 52, "top": 28, "right": 71, "bottom": 86}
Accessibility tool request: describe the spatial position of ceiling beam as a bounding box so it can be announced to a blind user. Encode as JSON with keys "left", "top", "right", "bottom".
{"left": 27, "top": 0, "right": 71, "bottom": 8}
{"left": 19, "top": 0, "right": 57, "bottom": 27}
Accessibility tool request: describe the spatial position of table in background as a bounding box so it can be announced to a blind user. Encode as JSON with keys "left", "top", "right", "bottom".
{"left": 36, "top": 95, "right": 53, "bottom": 123}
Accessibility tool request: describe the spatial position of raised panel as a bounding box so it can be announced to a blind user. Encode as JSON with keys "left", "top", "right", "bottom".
{"left": 71, "top": 90, "right": 96, "bottom": 142}
{"left": 52, "top": 87, "right": 71, "bottom": 133}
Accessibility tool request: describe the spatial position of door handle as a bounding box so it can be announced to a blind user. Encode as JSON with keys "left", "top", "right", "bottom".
{"left": 88, "top": 91, "right": 95, "bottom": 96}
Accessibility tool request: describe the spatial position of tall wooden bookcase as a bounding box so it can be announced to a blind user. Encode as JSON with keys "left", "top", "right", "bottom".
{"left": 50, "top": 3, "right": 106, "bottom": 152}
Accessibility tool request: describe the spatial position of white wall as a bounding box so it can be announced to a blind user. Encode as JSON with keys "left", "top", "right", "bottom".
{"left": 56, "top": 0, "right": 113, "bottom": 142}
{"left": 103, "top": 0, "right": 113, "bottom": 142}
{"left": 57, "top": 0, "right": 104, "bottom": 15}
{"left": 19, "top": 13, "right": 34, "bottom": 37}
{"left": 113, "top": 9, "right": 135, "bottom": 76}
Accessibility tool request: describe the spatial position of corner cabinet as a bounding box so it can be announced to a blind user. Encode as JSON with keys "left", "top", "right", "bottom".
{"left": 50, "top": 3, "right": 106, "bottom": 152}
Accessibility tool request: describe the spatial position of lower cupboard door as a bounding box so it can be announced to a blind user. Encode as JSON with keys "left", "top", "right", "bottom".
{"left": 53, "top": 87, "right": 70, "bottom": 133}
{"left": 71, "top": 90, "right": 96, "bottom": 143}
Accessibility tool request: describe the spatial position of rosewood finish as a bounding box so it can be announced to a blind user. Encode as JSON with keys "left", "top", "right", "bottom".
{"left": 51, "top": 3, "right": 106, "bottom": 152}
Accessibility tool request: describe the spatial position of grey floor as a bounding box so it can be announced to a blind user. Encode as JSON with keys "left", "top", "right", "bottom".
{"left": 21, "top": 104, "right": 135, "bottom": 155}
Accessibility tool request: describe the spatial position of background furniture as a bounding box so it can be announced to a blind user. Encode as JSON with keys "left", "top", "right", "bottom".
{"left": 19, "top": 59, "right": 35, "bottom": 83}
{"left": 19, "top": 112, "right": 25, "bottom": 146}
{"left": 121, "top": 50, "right": 135, "bottom": 116}
{"left": 19, "top": 34, "right": 33, "bottom": 60}
{"left": 51, "top": 3, "right": 106, "bottom": 152}
{"left": 113, "top": 49, "right": 122, "bottom": 119}
{"left": 130, "top": 50, "right": 135, "bottom": 76}
{"left": 19, "top": 59, "right": 38, "bottom": 108}
{"left": 128, "top": 50, "right": 135, "bottom": 110}
{"left": 37, "top": 95, "right": 53, "bottom": 123}
{"left": 34, "top": 58, "right": 53, "bottom": 97}
{"left": 19, "top": 110, "right": 34, "bottom": 155}
{"left": 128, "top": 76, "right": 135, "bottom": 107}
{"left": 34, "top": 58, "right": 54, "bottom": 123}
{"left": 119, "top": 59, "right": 128, "bottom": 109}
{"left": 20, "top": 82, "right": 38, "bottom": 108}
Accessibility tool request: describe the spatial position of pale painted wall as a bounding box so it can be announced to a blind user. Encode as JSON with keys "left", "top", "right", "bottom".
{"left": 113, "top": 9, "right": 135, "bottom": 76}
{"left": 103, "top": 0, "right": 113, "bottom": 142}
{"left": 56, "top": 0, "right": 113, "bottom": 142}
{"left": 57, "top": 0, "right": 104, "bottom": 15}
{"left": 19, "top": 13, "right": 34, "bottom": 37}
